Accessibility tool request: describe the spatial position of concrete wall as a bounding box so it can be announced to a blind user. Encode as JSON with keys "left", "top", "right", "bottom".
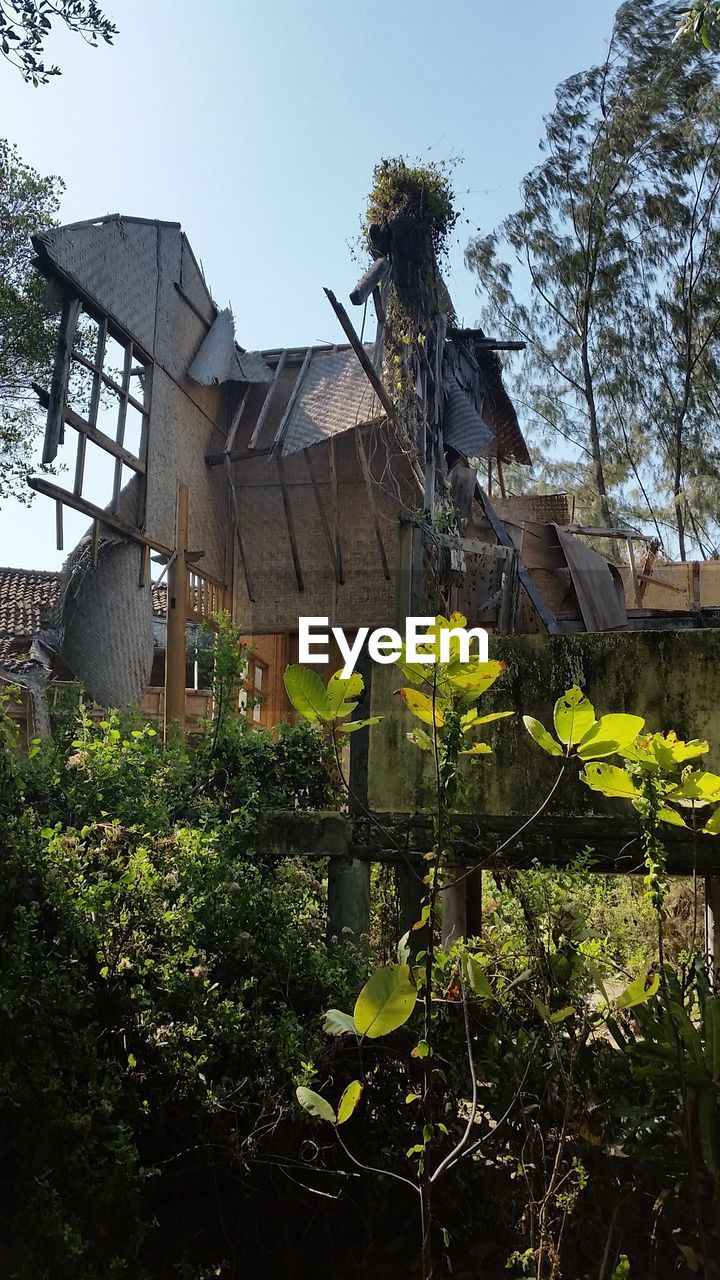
{"left": 367, "top": 629, "right": 720, "bottom": 817}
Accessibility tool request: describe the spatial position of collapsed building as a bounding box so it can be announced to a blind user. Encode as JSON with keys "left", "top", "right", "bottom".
{"left": 4, "top": 211, "right": 720, "bottom": 739}
{"left": 4, "top": 208, "right": 720, "bottom": 952}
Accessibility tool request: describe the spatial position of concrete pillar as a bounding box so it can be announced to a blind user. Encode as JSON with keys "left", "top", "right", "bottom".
{"left": 706, "top": 876, "right": 720, "bottom": 983}
{"left": 323, "top": 815, "right": 370, "bottom": 945}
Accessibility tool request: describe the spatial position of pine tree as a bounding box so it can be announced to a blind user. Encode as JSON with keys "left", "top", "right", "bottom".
{"left": 467, "top": 1, "right": 720, "bottom": 558}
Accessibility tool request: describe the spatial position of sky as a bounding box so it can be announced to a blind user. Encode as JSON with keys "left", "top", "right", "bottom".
{"left": 0, "top": 0, "right": 620, "bottom": 569}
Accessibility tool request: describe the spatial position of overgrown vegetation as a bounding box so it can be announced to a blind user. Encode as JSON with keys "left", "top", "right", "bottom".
{"left": 285, "top": 635, "right": 720, "bottom": 1280}
{"left": 2, "top": 628, "right": 720, "bottom": 1277}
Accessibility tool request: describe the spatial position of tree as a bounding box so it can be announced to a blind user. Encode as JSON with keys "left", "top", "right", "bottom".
{"left": 466, "top": 1, "right": 720, "bottom": 557}
{"left": 0, "top": 0, "right": 116, "bottom": 85}
{"left": 0, "top": 138, "right": 62, "bottom": 505}
{"left": 676, "top": 2, "right": 720, "bottom": 49}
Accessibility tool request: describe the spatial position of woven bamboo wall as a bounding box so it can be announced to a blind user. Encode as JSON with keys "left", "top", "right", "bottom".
{"left": 231, "top": 428, "right": 414, "bottom": 632}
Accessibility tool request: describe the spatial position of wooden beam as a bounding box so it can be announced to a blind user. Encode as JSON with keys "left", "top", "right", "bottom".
{"left": 248, "top": 349, "right": 288, "bottom": 449}
{"left": 276, "top": 455, "right": 304, "bottom": 592}
{"left": 626, "top": 535, "right": 643, "bottom": 609}
{"left": 223, "top": 454, "right": 256, "bottom": 602}
{"left": 323, "top": 288, "right": 400, "bottom": 431}
{"left": 304, "top": 447, "right": 343, "bottom": 583}
{"left": 206, "top": 446, "right": 272, "bottom": 466}
{"left": 74, "top": 316, "right": 106, "bottom": 498}
{"left": 165, "top": 484, "right": 189, "bottom": 742}
{"left": 328, "top": 437, "right": 344, "bottom": 585}
{"left": 224, "top": 386, "right": 251, "bottom": 457}
{"left": 42, "top": 294, "right": 81, "bottom": 464}
{"left": 497, "top": 547, "right": 519, "bottom": 635}
{"left": 272, "top": 347, "right": 313, "bottom": 453}
{"left": 349, "top": 256, "right": 391, "bottom": 306}
{"left": 564, "top": 525, "right": 654, "bottom": 541}
{"left": 70, "top": 347, "right": 147, "bottom": 415}
{"left": 355, "top": 428, "right": 391, "bottom": 581}
{"left": 33, "top": 384, "right": 145, "bottom": 474}
{"left": 475, "top": 483, "right": 560, "bottom": 634}
{"left": 27, "top": 477, "right": 174, "bottom": 556}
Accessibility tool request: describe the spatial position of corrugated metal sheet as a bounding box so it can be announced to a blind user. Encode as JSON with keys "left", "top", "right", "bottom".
{"left": 278, "top": 345, "right": 383, "bottom": 455}
{"left": 187, "top": 307, "right": 272, "bottom": 385}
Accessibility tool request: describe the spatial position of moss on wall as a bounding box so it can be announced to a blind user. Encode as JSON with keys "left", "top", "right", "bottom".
{"left": 367, "top": 631, "right": 720, "bottom": 815}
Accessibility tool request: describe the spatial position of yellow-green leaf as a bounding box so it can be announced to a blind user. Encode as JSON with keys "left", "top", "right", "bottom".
{"left": 326, "top": 669, "right": 363, "bottom": 718}
{"left": 553, "top": 687, "right": 595, "bottom": 746}
{"left": 657, "top": 806, "right": 688, "bottom": 828}
{"left": 461, "top": 709, "right": 514, "bottom": 732}
{"left": 703, "top": 806, "right": 720, "bottom": 835}
{"left": 354, "top": 964, "right": 417, "bottom": 1038}
{"left": 337, "top": 1079, "right": 364, "bottom": 1125}
{"left": 614, "top": 972, "right": 660, "bottom": 1010}
{"left": 463, "top": 954, "right": 493, "bottom": 999}
{"left": 407, "top": 728, "right": 433, "bottom": 751}
{"left": 581, "top": 762, "right": 640, "bottom": 800}
{"left": 523, "top": 715, "right": 563, "bottom": 757}
{"left": 397, "top": 687, "right": 444, "bottom": 726}
{"left": 577, "top": 714, "right": 645, "bottom": 760}
{"left": 459, "top": 742, "right": 492, "bottom": 756}
{"left": 444, "top": 659, "right": 506, "bottom": 695}
{"left": 666, "top": 770, "right": 720, "bottom": 807}
{"left": 337, "top": 716, "right": 382, "bottom": 733}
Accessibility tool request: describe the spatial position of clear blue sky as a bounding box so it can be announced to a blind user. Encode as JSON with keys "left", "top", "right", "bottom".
{"left": 1, "top": 0, "right": 619, "bottom": 569}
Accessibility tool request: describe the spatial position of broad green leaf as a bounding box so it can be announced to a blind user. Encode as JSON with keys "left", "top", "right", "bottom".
{"left": 553, "top": 687, "right": 595, "bottom": 746}
{"left": 337, "top": 1079, "right": 364, "bottom": 1125}
{"left": 283, "top": 666, "right": 332, "bottom": 723}
{"left": 326, "top": 669, "right": 363, "bottom": 718}
{"left": 296, "top": 1086, "right": 336, "bottom": 1124}
{"left": 354, "top": 964, "right": 417, "bottom": 1038}
{"left": 577, "top": 714, "right": 645, "bottom": 760}
{"left": 461, "top": 709, "right": 514, "bottom": 732}
{"left": 336, "top": 716, "right": 382, "bottom": 733}
{"left": 614, "top": 971, "right": 659, "bottom": 1010}
{"left": 407, "top": 728, "right": 433, "bottom": 751}
{"left": 581, "top": 762, "right": 640, "bottom": 800}
{"left": 703, "top": 806, "right": 720, "bottom": 835}
{"left": 463, "top": 953, "right": 493, "bottom": 999}
{"left": 459, "top": 742, "right": 492, "bottom": 756}
{"left": 523, "top": 715, "right": 563, "bottom": 756}
{"left": 323, "top": 1008, "right": 359, "bottom": 1036}
{"left": 666, "top": 770, "right": 720, "bottom": 806}
{"left": 397, "top": 687, "right": 444, "bottom": 726}
{"left": 657, "top": 806, "right": 688, "bottom": 828}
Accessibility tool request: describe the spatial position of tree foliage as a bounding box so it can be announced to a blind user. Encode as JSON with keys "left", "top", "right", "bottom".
{"left": 0, "top": 0, "right": 116, "bottom": 84}
{"left": 0, "top": 138, "right": 62, "bottom": 505}
{"left": 467, "top": 1, "right": 720, "bottom": 558}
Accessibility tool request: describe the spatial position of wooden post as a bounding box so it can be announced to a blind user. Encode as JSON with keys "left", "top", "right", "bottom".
{"left": 165, "top": 484, "right": 189, "bottom": 741}
{"left": 706, "top": 876, "right": 720, "bottom": 983}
